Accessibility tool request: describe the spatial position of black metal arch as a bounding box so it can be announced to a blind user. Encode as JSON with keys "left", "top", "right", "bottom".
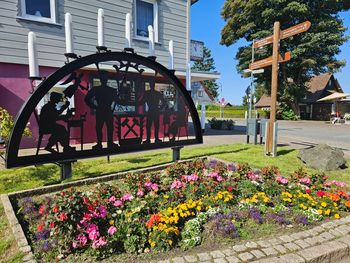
{"left": 6, "top": 51, "right": 202, "bottom": 168}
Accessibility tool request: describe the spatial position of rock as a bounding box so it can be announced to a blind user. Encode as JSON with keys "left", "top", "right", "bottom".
{"left": 298, "top": 144, "right": 346, "bottom": 171}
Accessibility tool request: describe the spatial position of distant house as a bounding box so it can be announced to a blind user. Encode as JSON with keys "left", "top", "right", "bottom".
{"left": 255, "top": 74, "right": 350, "bottom": 120}
{"left": 300, "top": 74, "right": 350, "bottom": 120}
{"left": 254, "top": 95, "right": 272, "bottom": 111}
{"left": 191, "top": 81, "right": 214, "bottom": 106}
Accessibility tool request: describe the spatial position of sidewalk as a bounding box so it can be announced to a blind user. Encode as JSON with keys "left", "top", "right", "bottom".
{"left": 154, "top": 216, "right": 350, "bottom": 263}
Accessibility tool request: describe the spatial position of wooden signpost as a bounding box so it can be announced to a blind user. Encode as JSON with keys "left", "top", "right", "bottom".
{"left": 248, "top": 21, "right": 311, "bottom": 156}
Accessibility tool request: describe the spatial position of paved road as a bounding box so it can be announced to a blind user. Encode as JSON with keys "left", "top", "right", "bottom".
{"left": 202, "top": 119, "right": 350, "bottom": 156}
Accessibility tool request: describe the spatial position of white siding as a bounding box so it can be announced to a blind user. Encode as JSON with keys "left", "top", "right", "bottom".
{"left": 0, "top": 0, "right": 187, "bottom": 71}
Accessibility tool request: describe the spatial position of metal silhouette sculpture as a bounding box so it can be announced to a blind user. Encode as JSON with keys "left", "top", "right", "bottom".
{"left": 84, "top": 70, "right": 118, "bottom": 150}
{"left": 141, "top": 80, "right": 166, "bottom": 144}
{"left": 6, "top": 50, "right": 203, "bottom": 168}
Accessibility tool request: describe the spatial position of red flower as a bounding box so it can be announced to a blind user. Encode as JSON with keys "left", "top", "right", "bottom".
{"left": 305, "top": 189, "right": 311, "bottom": 194}
{"left": 52, "top": 206, "right": 59, "bottom": 213}
{"left": 38, "top": 223, "right": 44, "bottom": 232}
{"left": 39, "top": 205, "right": 45, "bottom": 215}
{"left": 83, "top": 197, "right": 89, "bottom": 204}
{"left": 56, "top": 212, "right": 68, "bottom": 222}
{"left": 227, "top": 186, "right": 234, "bottom": 192}
{"left": 316, "top": 190, "right": 325, "bottom": 197}
{"left": 61, "top": 191, "right": 65, "bottom": 197}
{"left": 49, "top": 222, "right": 55, "bottom": 228}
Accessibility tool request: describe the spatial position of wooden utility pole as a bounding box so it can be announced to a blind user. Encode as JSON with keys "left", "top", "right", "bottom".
{"left": 266, "top": 21, "right": 280, "bottom": 154}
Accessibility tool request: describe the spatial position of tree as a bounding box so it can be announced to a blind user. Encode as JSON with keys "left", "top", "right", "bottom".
{"left": 221, "top": 0, "right": 350, "bottom": 115}
{"left": 192, "top": 46, "right": 220, "bottom": 99}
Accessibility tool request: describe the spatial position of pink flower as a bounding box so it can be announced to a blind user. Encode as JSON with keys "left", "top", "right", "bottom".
{"left": 144, "top": 181, "right": 153, "bottom": 188}
{"left": 171, "top": 179, "right": 183, "bottom": 189}
{"left": 276, "top": 176, "right": 288, "bottom": 185}
{"left": 92, "top": 237, "right": 107, "bottom": 249}
{"left": 324, "top": 182, "right": 332, "bottom": 187}
{"left": 207, "top": 172, "right": 219, "bottom": 178}
{"left": 109, "top": 196, "right": 116, "bottom": 203}
{"left": 80, "top": 213, "right": 93, "bottom": 226}
{"left": 86, "top": 224, "right": 100, "bottom": 241}
{"left": 183, "top": 173, "right": 199, "bottom": 182}
{"left": 121, "top": 193, "right": 134, "bottom": 202}
{"left": 113, "top": 200, "right": 123, "bottom": 207}
{"left": 216, "top": 176, "right": 223, "bottom": 182}
{"left": 151, "top": 183, "right": 159, "bottom": 191}
{"left": 247, "top": 171, "right": 261, "bottom": 181}
{"left": 137, "top": 190, "right": 144, "bottom": 197}
{"left": 73, "top": 234, "right": 87, "bottom": 248}
{"left": 107, "top": 226, "right": 117, "bottom": 235}
{"left": 300, "top": 177, "right": 311, "bottom": 185}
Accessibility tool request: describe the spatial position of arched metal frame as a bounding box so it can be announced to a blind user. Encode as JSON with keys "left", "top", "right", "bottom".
{"left": 6, "top": 51, "right": 203, "bottom": 168}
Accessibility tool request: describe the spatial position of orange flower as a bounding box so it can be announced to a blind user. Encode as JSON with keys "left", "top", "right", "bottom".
{"left": 345, "top": 201, "right": 350, "bottom": 208}
{"left": 146, "top": 213, "right": 161, "bottom": 228}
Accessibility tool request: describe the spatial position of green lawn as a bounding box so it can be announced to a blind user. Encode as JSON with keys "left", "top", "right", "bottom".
{"left": 0, "top": 143, "right": 349, "bottom": 262}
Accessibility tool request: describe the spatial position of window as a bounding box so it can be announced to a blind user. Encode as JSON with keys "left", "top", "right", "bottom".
{"left": 134, "top": 0, "right": 158, "bottom": 41}
{"left": 20, "top": 0, "right": 56, "bottom": 23}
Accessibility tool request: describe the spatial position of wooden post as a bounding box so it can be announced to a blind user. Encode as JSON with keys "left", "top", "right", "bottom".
{"left": 266, "top": 21, "right": 280, "bottom": 154}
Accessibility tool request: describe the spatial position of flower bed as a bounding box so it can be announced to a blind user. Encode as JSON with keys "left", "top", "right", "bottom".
{"left": 16, "top": 159, "right": 350, "bottom": 261}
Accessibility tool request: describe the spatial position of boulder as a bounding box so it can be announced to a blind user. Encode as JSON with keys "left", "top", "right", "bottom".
{"left": 298, "top": 144, "right": 346, "bottom": 171}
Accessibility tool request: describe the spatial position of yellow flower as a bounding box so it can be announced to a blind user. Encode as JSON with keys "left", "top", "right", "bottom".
{"left": 164, "top": 195, "right": 169, "bottom": 199}
{"left": 321, "top": 202, "right": 327, "bottom": 208}
{"left": 150, "top": 241, "right": 156, "bottom": 247}
{"left": 334, "top": 214, "right": 340, "bottom": 219}
{"left": 325, "top": 209, "right": 331, "bottom": 216}
{"left": 109, "top": 220, "right": 115, "bottom": 225}
{"left": 317, "top": 209, "right": 323, "bottom": 215}
{"left": 196, "top": 206, "right": 201, "bottom": 211}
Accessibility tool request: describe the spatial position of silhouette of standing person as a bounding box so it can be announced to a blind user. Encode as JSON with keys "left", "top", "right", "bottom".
{"left": 141, "top": 80, "right": 165, "bottom": 144}
{"left": 85, "top": 71, "right": 118, "bottom": 150}
{"left": 39, "top": 92, "right": 75, "bottom": 153}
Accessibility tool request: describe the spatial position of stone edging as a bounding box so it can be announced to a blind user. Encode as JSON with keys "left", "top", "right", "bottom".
{"left": 156, "top": 216, "right": 350, "bottom": 263}
{"left": 1, "top": 194, "right": 35, "bottom": 262}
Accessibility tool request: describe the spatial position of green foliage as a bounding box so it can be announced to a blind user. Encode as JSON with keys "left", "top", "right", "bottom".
{"left": 208, "top": 118, "right": 235, "bottom": 130}
{"left": 191, "top": 46, "right": 219, "bottom": 99}
{"left": 221, "top": 1, "right": 350, "bottom": 114}
{"left": 0, "top": 107, "right": 32, "bottom": 143}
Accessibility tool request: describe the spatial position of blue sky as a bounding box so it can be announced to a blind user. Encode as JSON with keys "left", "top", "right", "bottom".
{"left": 191, "top": 0, "right": 350, "bottom": 105}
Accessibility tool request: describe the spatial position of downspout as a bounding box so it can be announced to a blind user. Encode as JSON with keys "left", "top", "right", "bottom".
{"left": 186, "top": 0, "right": 191, "bottom": 92}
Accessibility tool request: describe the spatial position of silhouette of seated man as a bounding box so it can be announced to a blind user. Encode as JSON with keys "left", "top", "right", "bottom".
{"left": 39, "top": 92, "right": 75, "bottom": 153}
{"left": 84, "top": 71, "right": 118, "bottom": 149}
{"left": 141, "top": 81, "right": 165, "bottom": 144}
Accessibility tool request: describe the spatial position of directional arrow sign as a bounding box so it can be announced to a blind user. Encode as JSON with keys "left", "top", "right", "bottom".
{"left": 249, "top": 51, "right": 291, "bottom": 70}
{"left": 253, "top": 21, "right": 311, "bottom": 48}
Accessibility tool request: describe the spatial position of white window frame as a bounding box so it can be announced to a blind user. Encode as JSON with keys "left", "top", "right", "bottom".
{"left": 20, "top": 0, "right": 57, "bottom": 24}
{"left": 134, "top": 0, "right": 159, "bottom": 42}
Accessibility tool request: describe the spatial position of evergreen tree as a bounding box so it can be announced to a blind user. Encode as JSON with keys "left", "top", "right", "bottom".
{"left": 221, "top": 0, "right": 350, "bottom": 115}
{"left": 192, "top": 46, "right": 220, "bottom": 99}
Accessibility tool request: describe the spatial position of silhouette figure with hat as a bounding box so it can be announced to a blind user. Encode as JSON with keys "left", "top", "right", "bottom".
{"left": 85, "top": 71, "right": 118, "bottom": 149}
{"left": 39, "top": 92, "right": 75, "bottom": 153}
{"left": 141, "top": 80, "right": 165, "bottom": 144}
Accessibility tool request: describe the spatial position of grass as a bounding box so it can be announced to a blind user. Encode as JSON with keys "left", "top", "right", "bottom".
{"left": 0, "top": 143, "right": 349, "bottom": 262}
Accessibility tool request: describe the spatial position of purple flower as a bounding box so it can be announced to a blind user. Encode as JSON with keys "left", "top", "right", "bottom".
{"left": 227, "top": 163, "right": 236, "bottom": 172}
{"left": 35, "top": 230, "right": 50, "bottom": 241}
{"left": 249, "top": 208, "right": 263, "bottom": 224}
{"left": 208, "top": 160, "right": 218, "bottom": 169}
